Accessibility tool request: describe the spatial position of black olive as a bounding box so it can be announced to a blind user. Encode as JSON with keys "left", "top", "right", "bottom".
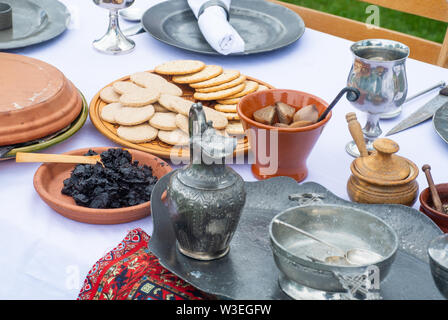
{"left": 61, "top": 148, "right": 158, "bottom": 209}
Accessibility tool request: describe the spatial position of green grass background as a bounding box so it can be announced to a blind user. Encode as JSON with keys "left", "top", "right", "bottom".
{"left": 280, "top": 0, "right": 447, "bottom": 43}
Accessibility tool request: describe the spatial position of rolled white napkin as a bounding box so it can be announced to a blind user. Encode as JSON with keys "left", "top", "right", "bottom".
{"left": 188, "top": 0, "right": 245, "bottom": 55}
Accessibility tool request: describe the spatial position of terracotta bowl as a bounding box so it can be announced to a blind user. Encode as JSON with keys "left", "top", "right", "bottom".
{"left": 420, "top": 184, "right": 448, "bottom": 233}
{"left": 237, "top": 89, "right": 331, "bottom": 181}
{"left": 33, "top": 147, "right": 172, "bottom": 225}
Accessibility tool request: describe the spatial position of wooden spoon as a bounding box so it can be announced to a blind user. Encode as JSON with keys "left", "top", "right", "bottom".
{"left": 346, "top": 112, "right": 369, "bottom": 157}
{"left": 422, "top": 164, "right": 446, "bottom": 214}
{"left": 16, "top": 152, "right": 103, "bottom": 166}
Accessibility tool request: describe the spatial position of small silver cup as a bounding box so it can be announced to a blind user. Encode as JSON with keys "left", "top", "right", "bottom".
{"left": 346, "top": 39, "right": 409, "bottom": 157}
{"left": 0, "top": 3, "right": 12, "bottom": 31}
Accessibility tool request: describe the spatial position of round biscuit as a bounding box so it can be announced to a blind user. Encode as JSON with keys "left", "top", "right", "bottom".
{"left": 100, "top": 102, "right": 123, "bottom": 123}
{"left": 214, "top": 104, "right": 237, "bottom": 113}
{"left": 172, "top": 65, "right": 223, "bottom": 84}
{"left": 217, "top": 97, "right": 241, "bottom": 105}
{"left": 119, "top": 88, "right": 160, "bottom": 107}
{"left": 99, "top": 86, "right": 120, "bottom": 103}
{"left": 175, "top": 114, "right": 189, "bottom": 134}
{"left": 226, "top": 121, "right": 245, "bottom": 135}
{"left": 195, "top": 75, "right": 246, "bottom": 93}
{"left": 193, "top": 82, "right": 245, "bottom": 101}
{"left": 154, "top": 60, "right": 205, "bottom": 75}
{"left": 153, "top": 102, "right": 169, "bottom": 112}
{"left": 203, "top": 106, "right": 228, "bottom": 129}
{"left": 158, "top": 94, "right": 194, "bottom": 115}
{"left": 158, "top": 129, "right": 190, "bottom": 146}
{"left": 225, "top": 81, "right": 259, "bottom": 99}
{"left": 112, "top": 81, "right": 143, "bottom": 94}
{"left": 159, "top": 81, "right": 183, "bottom": 96}
{"left": 131, "top": 72, "right": 183, "bottom": 96}
{"left": 190, "top": 70, "right": 241, "bottom": 88}
{"left": 149, "top": 112, "right": 178, "bottom": 130}
{"left": 115, "top": 105, "right": 155, "bottom": 126}
{"left": 131, "top": 72, "right": 167, "bottom": 87}
{"left": 117, "top": 124, "right": 158, "bottom": 143}
{"left": 224, "top": 113, "right": 240, "bottom": 121}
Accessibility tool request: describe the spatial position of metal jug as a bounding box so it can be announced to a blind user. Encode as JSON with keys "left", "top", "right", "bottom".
{"left": 166, "top": 102, "right": 246, "bottom": 260}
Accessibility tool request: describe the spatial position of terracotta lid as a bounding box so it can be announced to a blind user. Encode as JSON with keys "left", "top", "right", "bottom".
{"left": 0, "top": 53, "right": 82, "bottom": 146}
{"left": 353, "top": 138, "right": 411, "bottom": 182}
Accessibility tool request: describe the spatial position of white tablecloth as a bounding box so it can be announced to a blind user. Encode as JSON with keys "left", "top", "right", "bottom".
{"left": 1, "top": 0, "right": 448, "bottom": 299}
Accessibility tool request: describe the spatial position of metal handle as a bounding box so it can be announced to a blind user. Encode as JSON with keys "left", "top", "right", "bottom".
{"left": 405, "top": 81, "right": 446, "bottom": 103}
{"left": 317, "top": 87, "right": 360, "bottom": 123}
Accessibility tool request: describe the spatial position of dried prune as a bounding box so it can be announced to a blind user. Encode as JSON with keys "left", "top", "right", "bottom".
{"left": 61, "top": 148, "right": 158, "bottom": 209}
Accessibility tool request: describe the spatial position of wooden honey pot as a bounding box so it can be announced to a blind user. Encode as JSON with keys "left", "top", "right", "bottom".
{"left": 345, "top": 113, "right": 419, "bottom": 206}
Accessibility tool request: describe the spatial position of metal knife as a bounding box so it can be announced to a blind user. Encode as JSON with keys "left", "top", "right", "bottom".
{"left": 386, "top": 86, "right": 448, "bottom": 136}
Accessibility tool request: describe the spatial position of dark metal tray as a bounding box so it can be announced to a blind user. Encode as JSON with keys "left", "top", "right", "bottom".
{"left": 149, "top": 172, "right": 445, "bottom": 299}
{"left": 433, "top": 103, "right": 448, "bottom": 144}
{"left": 141, "top": 0, "right": 305, "bottom": 55}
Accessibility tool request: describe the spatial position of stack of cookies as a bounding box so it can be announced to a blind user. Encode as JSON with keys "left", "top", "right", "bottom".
{"left": 162, "top": 60, "right": 269, "bottom": 122}
{"left": 98, "top": 59, "right": 271, "bottom": 146}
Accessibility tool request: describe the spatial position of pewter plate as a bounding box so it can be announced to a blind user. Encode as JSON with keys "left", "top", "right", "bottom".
{"left": 149, "top": 173, "right": 445, "bottom": 300}
{"left": 433, "top": 103, "right": 448, "bottom": 144}
{"left": 0, "top": 0, "right": 69, "bottom": 50}
{"left": 141, "top": 0, "right": 305, "bottom": 55}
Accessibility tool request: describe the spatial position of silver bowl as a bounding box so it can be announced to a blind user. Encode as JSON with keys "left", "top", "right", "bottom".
{"left": 269, "top": 204, "right": 398, "bottom": 299}
{"left": 428, "top": 234, "right": 448, "bottom": 299}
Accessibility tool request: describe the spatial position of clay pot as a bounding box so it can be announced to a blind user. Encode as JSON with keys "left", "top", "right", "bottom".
{"left": 33, "top": 147, "right": 172, "bottom": 224}
{"left": 237, "top": 89, "right": 331, "bottom": 181}
{"left": 420, "top": 184, "right": 448, "bottom": 233}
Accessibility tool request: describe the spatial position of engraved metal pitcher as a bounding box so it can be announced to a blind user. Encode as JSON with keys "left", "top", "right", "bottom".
{"left": 166, "top": 103, "right": 246, "bottom": 260}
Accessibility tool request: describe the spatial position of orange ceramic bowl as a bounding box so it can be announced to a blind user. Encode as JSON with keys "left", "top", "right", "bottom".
{"left": 237, "top": 89, "right": 331, "bottom": 181}
{"left": 33, "top": 147, "right": 172, "bottom": 224}
{"left": 420, "top": 184, "right": 448, "bottom": 233}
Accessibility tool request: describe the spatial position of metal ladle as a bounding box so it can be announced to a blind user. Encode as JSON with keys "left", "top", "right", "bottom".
{"left": 274, "top": 219, "right": 384, "bottom": 266}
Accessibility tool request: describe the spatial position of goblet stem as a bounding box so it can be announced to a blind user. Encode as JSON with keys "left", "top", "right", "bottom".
{"left": 361, "top": 113, "right": 381, "bottom": 153}
{"left": 93, "top": 9, "right": 135, "bottom": 55}
{"left": 363, "top": 113, "right": 381, "bottom": 139}
{"left": 109, "top": 10, "right": 120, "bottom": 34}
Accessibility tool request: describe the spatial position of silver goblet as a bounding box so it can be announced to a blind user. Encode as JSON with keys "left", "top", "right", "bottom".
{"left": 92, "top": 0, "right": 136, "bottom": 55}
{"left": 346, "top": 39, "right": 409, "bottom": 157}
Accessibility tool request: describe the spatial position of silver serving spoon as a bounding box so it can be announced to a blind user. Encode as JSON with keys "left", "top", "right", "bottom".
{"left": 274, "top": 219, "right": 383, "bottom": 266}
{"left": 120, "top": 7, "right": 145, "bottom": 37}
{"left": 119, "top": 7, "right": 143, "bottom": 22}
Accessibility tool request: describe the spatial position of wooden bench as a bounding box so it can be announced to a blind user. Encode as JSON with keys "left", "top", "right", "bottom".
{"left": 271, "top": 0, "right": 448, "bottom": 67}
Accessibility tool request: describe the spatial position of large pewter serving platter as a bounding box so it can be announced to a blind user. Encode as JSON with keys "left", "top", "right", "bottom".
{"left": 149, "top": 173, "right": 445, "bottom": 300}
{"left": 433, "top": 103, "right": 448, "bottom": 144}
{"left": 0, "top": 0, "right": 70, "bottom": 50}
{"left": 141, "top": 0, "right": 305, "bottom": 55}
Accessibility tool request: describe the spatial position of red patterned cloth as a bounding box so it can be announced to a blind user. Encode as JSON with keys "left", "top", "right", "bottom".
{"left": 78, "top": 228, "right": 211, "bottom": 300}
